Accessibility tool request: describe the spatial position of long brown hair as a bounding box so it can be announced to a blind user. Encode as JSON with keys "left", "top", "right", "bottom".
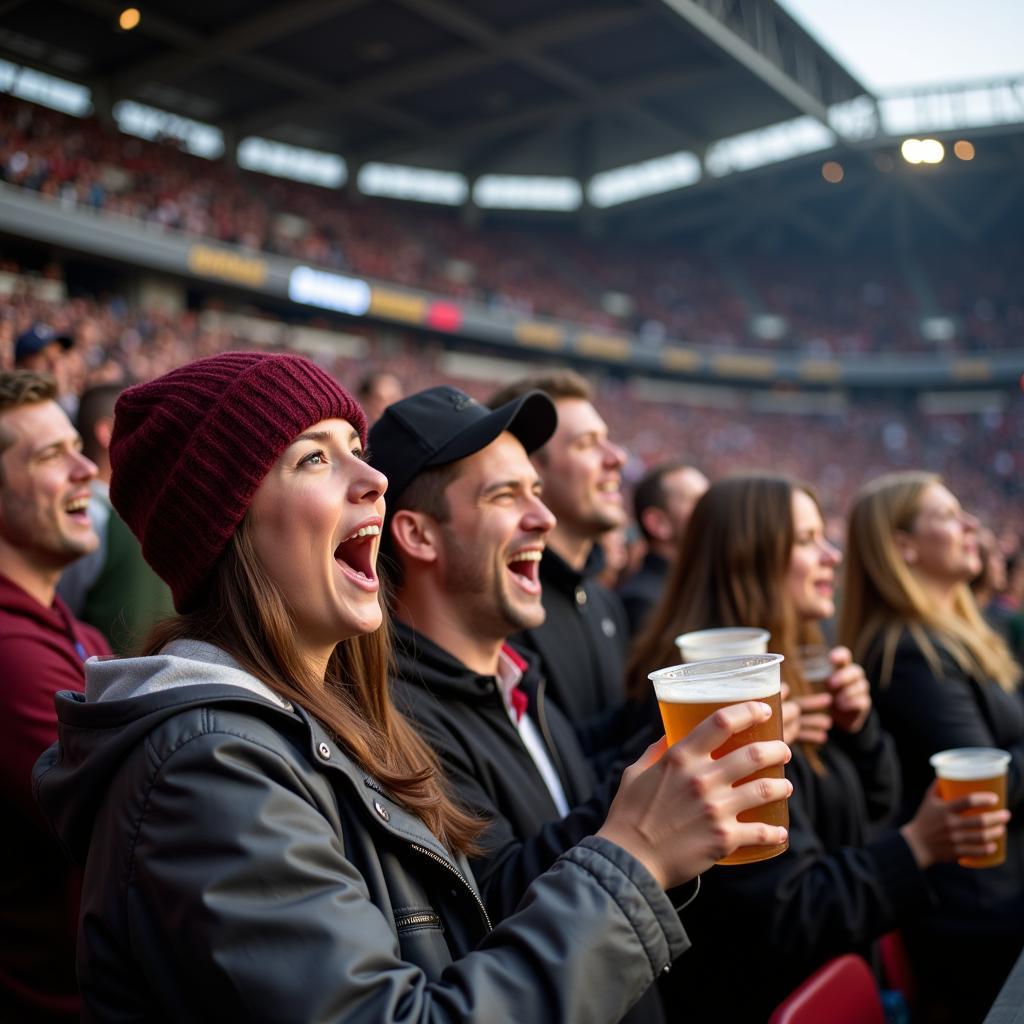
{"left": 839, "top": 471, "right": 1021, "bottom": 693}
{"left": 145, "top": 516, "right": 484, "bottom": 854}
{"left": 625, "top": 474, "right": 825, "bottom": 767}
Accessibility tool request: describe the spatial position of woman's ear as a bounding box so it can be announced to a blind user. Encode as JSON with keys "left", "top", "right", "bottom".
{"left": 389, "top": 509, "right": 439, "bottom": 568}
{"left": 894, "top": 529, "right": 917, "bottom": 565}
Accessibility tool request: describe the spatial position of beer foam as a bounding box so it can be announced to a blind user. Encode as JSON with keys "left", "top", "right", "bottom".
{"left": 653, "top": 674, "right": 780, "bottom": 702}
{"left": 930, "top": 748, "right": 1011, "bottom": 780}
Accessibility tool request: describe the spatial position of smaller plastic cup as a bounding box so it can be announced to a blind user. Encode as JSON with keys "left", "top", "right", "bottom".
{"left": 930, "top": 747, "right": 1012, "bottom": 868}
{"left": 798, "top": 644, "right": 833, "bottom": 694}
{"left": 675, "top": 627, "right": 770, "bottom": 663}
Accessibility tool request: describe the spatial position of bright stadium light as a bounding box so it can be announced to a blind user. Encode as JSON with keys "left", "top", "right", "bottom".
{"left": 474, "top": 175, "right": 582, "bottom": 211}
{"left": 358, "top": 163, "right": 468, "bottom": 206}
{"left": 238, "top": 137, "right": 346, "bottom": 188}
{"left": 113, "top": 100, "right": 224, "bottom": 159}
{"left": 118, "top": 7, "right": 141, "bottom": 31}
{"left": 587, "top": 151, "right": 701, "bottom": 208}
{"left": 953, "top": 139, "right": 975, "bottom": 161}
{"left": 0, "top": 59, "right": 92, "bottom": 117}
{"left": 901, "top": 138, "right": 924, "bottom": 164}
{"left": 920, "top": 139, "right": 945, "bottom": 163}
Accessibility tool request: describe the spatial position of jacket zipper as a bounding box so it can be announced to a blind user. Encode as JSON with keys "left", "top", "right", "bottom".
{"left": 410, "top": 843, "right": 492, "bottom": 932}
{"left": 394, "top": 910, "right": 442, "bottom": 930}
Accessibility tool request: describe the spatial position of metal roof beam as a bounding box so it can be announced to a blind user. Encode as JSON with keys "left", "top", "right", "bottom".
{"left": 654, "top": 0, "right": 872, "bottom": 125}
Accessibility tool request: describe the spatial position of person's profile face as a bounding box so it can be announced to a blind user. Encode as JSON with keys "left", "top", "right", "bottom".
{"left": 786, "top": 489, "right": 840, "bottom": 623}
{"left": 902, "top": 483, "right": 981, "bottom": 586}
{"left": 247, "top": 418, "right": 387, "bottom": 658}
{"left": 0, "top": 399, "right": 98, "bottom": 570}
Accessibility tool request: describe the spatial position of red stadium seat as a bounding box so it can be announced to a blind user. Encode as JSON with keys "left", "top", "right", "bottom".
{"left": 768, "top": 954, "right": 885, "bottom": 1024}
{"left": 879, "top": 929, "right": 916, "bottom": 1008}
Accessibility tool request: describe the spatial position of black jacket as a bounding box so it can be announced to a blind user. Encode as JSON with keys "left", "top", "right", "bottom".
{"left": 617, "top": 552, "right": 670, "bottom": 637}
{"left": 390, "top": 624, "right": 669, "bottom": 1024}
{"left": 662, "top": 712, "right": 931, "bottom": 1022}
{"left": 867, "top": 629, "right": 1024, "bottom": 1020}
{"left": 512, "top": 546, "right": 649, "bottom": 768}
{"left": 31, "top": 641, "right": 688, "bottom": 1023}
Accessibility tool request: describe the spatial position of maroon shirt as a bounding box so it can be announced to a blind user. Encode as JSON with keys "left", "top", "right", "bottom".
{"left": 0, "top": 571, "right": 110, "bottom": 1022}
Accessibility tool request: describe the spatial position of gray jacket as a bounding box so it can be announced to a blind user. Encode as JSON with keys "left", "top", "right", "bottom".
{"left": 33, "top": 641, "right": 688, "bottom": 1022}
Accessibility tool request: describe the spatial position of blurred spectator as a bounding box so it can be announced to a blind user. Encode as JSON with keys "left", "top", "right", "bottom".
{"left": 618, "top": 462, "right": 709, "bottom": 635}
{"left": 357, "top": 369, "right": 404, "bottom": 425}
{"left": 57, "top": 383, "right": 174, "bottom": 653}
{"left": 0, "top": 369, "right": 110, "bottom": 1022}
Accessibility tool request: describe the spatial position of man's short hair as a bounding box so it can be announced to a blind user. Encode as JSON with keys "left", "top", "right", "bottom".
{"left": 489, "top": 368, "right": 592, "bottom": 409}
{"left": 76, "top": 383, "right": 123, "bottom": 463}
{"left": 633, "top": 462, "right": 691, "bottom": 542}
{"left": 0, "top": 370, "right": 58, "bottom": 457}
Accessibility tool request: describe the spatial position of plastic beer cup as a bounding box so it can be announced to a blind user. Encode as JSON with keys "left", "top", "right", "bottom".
{"left": 675, "top": 627, "right": 770, "bottom": 663}
{"left": 929, "top": 747, "right": 1012, "bottom": 869}
{"left": 797, "top": 644, "right": 833, "bottom": 694}
{"left": 649, "top": 653, "right": 789, "bottom": 865}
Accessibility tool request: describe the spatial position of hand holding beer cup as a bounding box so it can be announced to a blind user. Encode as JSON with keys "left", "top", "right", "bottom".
{"left": 647, "top": 654, "right": 792, "bottom": 865}
{"left": 597, "top": 700, "right": 792, "bottom": 888}
{"left": 921, "top": 748, "right": 1013, "bottom": 869}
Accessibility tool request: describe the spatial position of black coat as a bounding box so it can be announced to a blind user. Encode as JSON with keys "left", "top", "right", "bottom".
{"left": 868, "top": 629, "right": 1024, "bottom": 1021}
{"left": 617, "top": 552, "right": 670, "bottom": 638}
{"left": 661, "top": 712, "right": 932, "bottom": 1022}
{"left": 389, "top": 623, "right": 671, "bottom": 1024}
{"left": 32, "top": 645, "right": 688, "bottom": 1023}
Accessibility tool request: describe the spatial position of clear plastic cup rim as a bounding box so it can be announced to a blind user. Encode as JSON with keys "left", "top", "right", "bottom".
{"left": 929, "top": 747, "right": 1011, "bottom": 780}
{"left": 650, "top": 653, "right": 784, "bottom": 701}
{"left": 674, "top": 627, "right": 770, "bottom": 652}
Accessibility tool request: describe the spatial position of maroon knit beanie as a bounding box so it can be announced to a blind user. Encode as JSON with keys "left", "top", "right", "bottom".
{"left": 109, "top": 351, "right": 367, "bottom": 612}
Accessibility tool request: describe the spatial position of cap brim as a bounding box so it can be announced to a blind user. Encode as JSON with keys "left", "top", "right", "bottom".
{"left": 426, "top": 390, "right": 557, "bottom": 469}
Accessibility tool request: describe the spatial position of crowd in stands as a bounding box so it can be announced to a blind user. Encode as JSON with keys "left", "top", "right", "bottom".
{"left": 3, "top": 95, "right": 1023, "bottom": 354}
{"left": 0, "top": 264, "right": 1021, "bottom": 540}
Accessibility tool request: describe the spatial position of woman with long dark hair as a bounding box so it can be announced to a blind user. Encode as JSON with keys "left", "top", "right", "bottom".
{"left": 841, "top": 471, "right": 1024, "bottom": 1023}
{"left": 32, "top": 352, "right": 793, "bottom": 1023}
{"left": 626, "top": 474, "right": 1006, "bottom": 1021}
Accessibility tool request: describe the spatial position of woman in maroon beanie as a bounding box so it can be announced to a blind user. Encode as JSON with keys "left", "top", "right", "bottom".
{"left": 32, "top": 351, "right": 791, "bottom": 1023}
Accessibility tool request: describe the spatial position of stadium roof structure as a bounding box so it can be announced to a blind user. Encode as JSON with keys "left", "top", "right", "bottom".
{"left": 2, "top": 0, "right": 1023, "bottom": 246}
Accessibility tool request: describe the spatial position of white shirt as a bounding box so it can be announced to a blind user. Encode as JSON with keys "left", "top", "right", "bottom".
{"left": 495, "top": 647, "right": 571, "bottom": 818}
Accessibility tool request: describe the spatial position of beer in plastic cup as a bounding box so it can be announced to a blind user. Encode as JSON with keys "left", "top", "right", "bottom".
{"left": 798, "top": 644, "right": 833, "bottom": 694}
{"left": 929, "top": 747, "right": 1012, "bottom": 869}
{"left": 674, "top": 627, "right": 770, "bottom": 663}
{"left": 649, "top": 653, "right": 789, "bottom": 865}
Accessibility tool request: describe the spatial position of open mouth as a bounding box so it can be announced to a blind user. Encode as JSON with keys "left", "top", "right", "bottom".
{"left": 506, "top": 548, "right": 543, "bottom": 594}
{"left": 63, "top": 494, "right": 91, "bottom": 524}
{"left": 334, "top": 524, "right": 380, "bottom": 588}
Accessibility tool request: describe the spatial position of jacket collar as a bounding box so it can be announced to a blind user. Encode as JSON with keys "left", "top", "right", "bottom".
{"left": 538, "top": 544, "right": 604, "bottom": 595}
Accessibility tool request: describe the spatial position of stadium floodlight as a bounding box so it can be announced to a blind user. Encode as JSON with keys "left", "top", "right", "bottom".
{"left": 113, "top": 100, "right": 224, "bottom": 159}
{"left": 0, "top": 59, "right": 92, "bottom": 118}
{"left": 118, "top": 8, "right": 141, "bottom": 31}
{"left": 473, "top": 175, "right": 582, "bottom": 211}
{"left": 238, "top": 137, "right": 346, "bottom": 188}
{"left": 901, "top": 138, "right": 924, "bottom": 164}
{"left": 705, "top": 116, "right": 836, "bottom": 178}
{"left": 902, "top": 138, "right": 944, "bottom": 165}
{"left": 953, "top": 140, "right": 975, "bottom": 161}
{"left": 587, "top": 151, "right": 701, "bottom": 208}
{"left": 358, "top": 163, "right": 468, "bottom": 206}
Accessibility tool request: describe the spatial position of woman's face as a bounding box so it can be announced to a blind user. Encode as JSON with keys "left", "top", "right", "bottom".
{"left": 786, "top": 490, "right": 841, "bottom": 622}
{"left": 901, "top": 482, "right": 980, "bottom": 587}
{"left": 248, "top": 418, "right": 387, "bottom": 662}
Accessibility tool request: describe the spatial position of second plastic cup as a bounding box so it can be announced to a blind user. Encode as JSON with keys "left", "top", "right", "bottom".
{"left": 675, "top": 627, "right": 770, "bottom": 663}
{"left": 649, "top": 653, "right": 789, "bottom": 866}
{"left": 930, "top": 747, "right": 1012, "bottom": 868}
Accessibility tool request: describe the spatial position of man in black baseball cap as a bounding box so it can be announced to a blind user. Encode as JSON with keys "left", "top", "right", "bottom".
{"left": 369, "top": 385, "right": 668, "bottom": 1024}
{"left": 14, "top": 323, "right": 73, "bottom": 372}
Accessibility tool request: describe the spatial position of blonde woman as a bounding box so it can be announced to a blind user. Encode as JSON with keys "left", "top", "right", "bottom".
{"left": 841, "top": 470, "right": 1024, "bottom": 1024}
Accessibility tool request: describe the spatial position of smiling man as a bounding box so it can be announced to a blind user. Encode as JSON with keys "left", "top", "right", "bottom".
{"left": 370, "top": 385, "right": 670, "bottom": 1024}
{"left": 0, "top": 370, "right": 110, "bottom": 1022}
{"left": 489, "top": 371, "right": 640, "bottom": 767}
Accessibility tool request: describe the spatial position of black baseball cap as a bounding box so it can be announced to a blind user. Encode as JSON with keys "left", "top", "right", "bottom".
{"left": 15, "top": 323, "right": 73, "bottom": 363}
{"left": 368, "top": 385, "right": 557, "bottom": 507}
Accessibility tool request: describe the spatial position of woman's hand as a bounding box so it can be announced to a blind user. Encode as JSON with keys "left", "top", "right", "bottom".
{"left": 825, "top": 646, "right": 872, "bottom": 735}
{"left": 899, "top": 780, "right": 1011, "bottom": 870}
{"left": 597, "top": 701, "right": 792, "bottom": 890}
